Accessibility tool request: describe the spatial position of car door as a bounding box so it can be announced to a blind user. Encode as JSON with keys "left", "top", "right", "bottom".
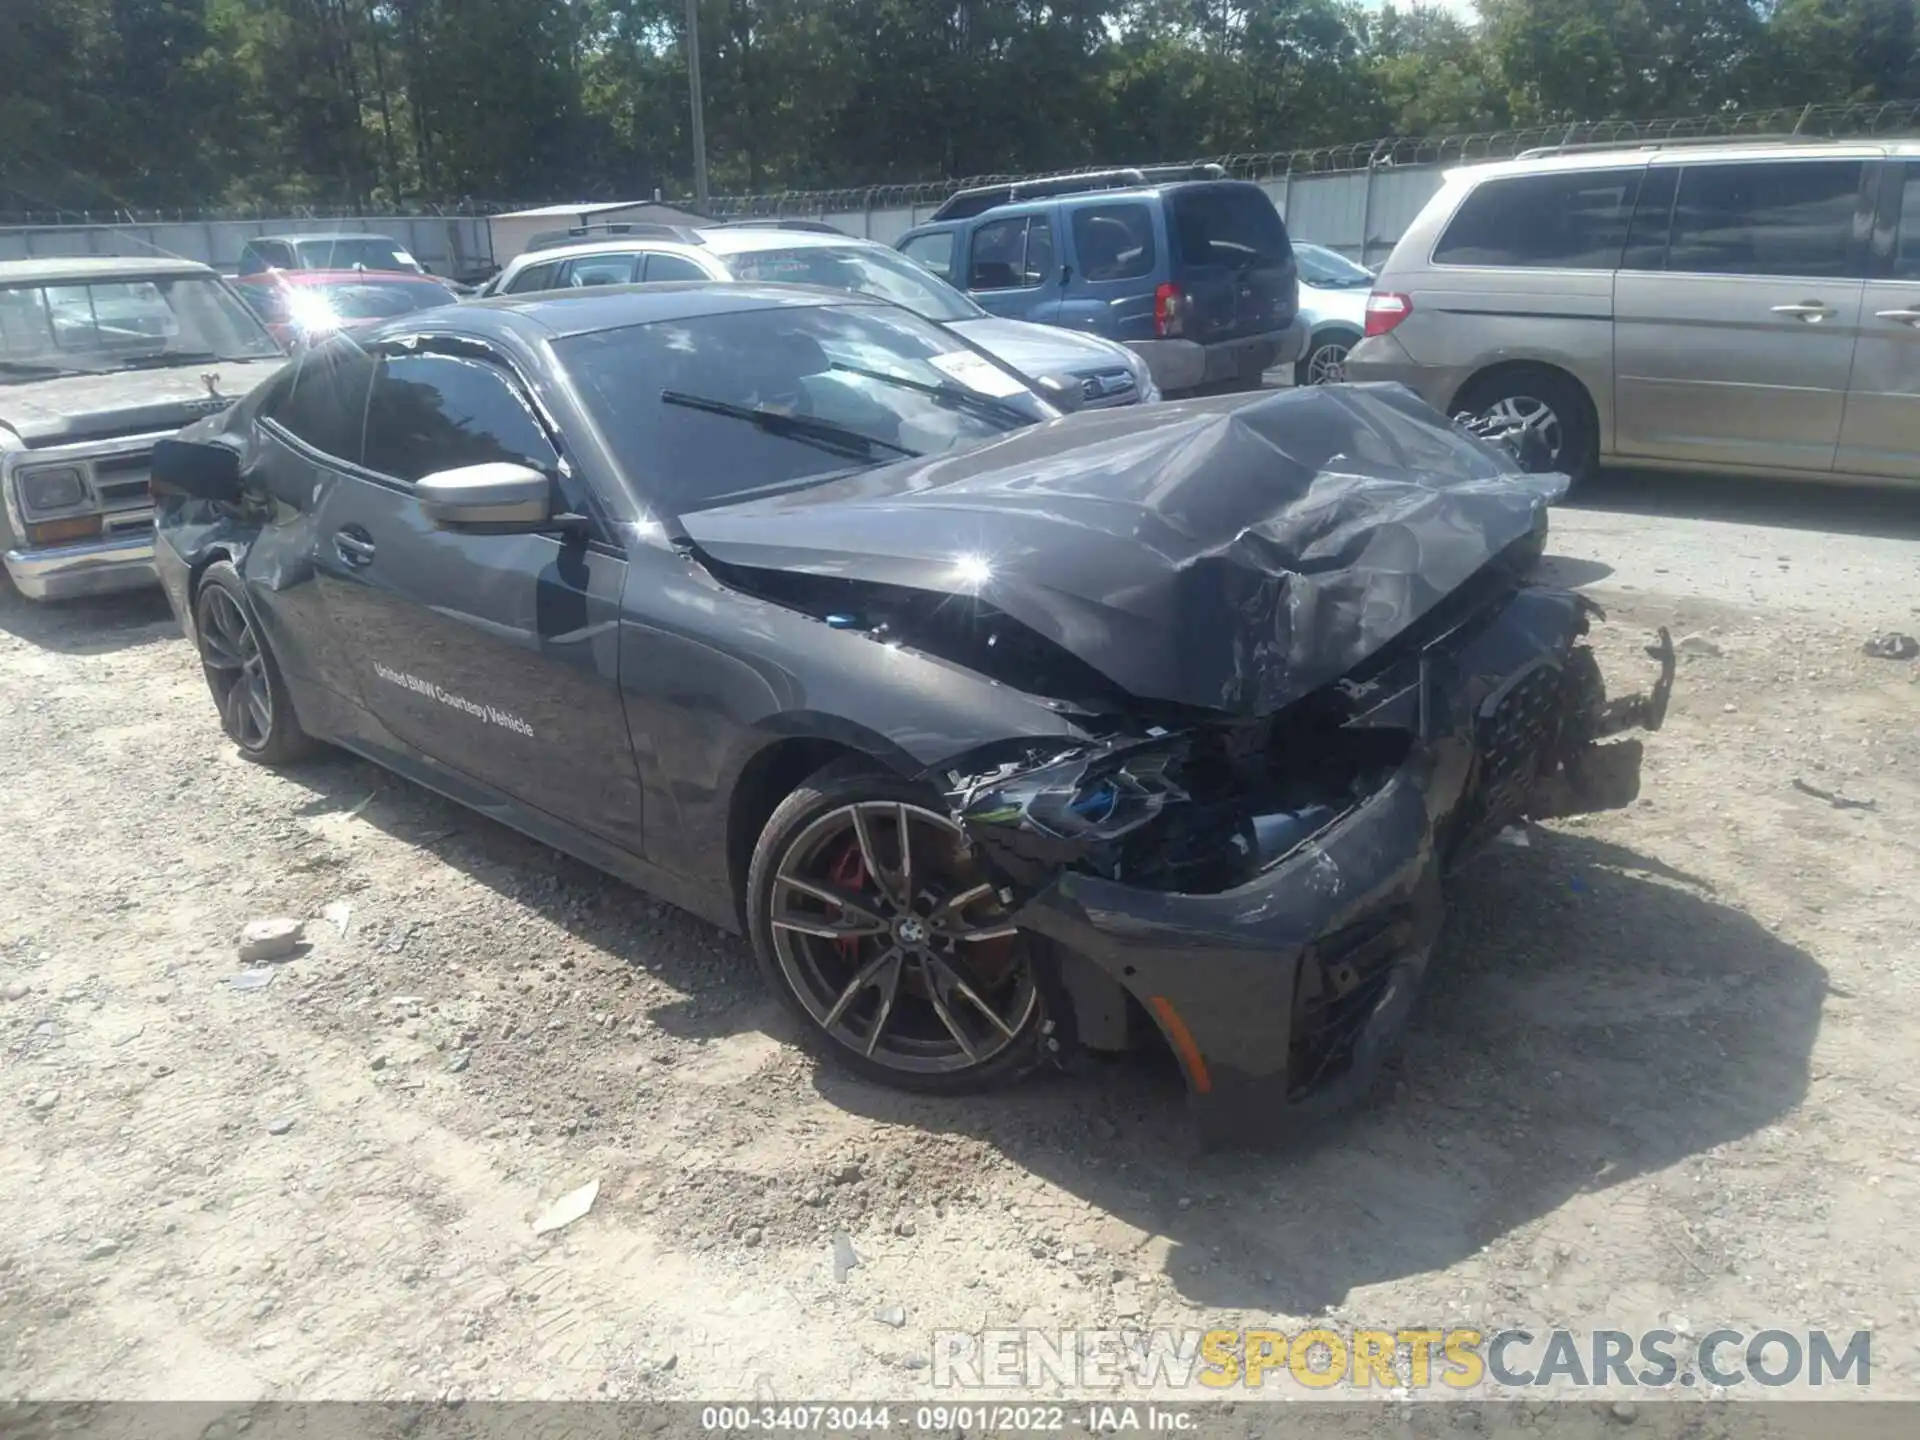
{"left": 1612, "top": 156, "right": 1872, "bottom": 473}
{"left": 1058, "top": 200, "right": 1161, "bottom": 341}
{"left": 1837, "top": 159, "right": 1920, "bottom": 479}
{"left": 962, "top": 210, "right": 1063, "bottom": 324}
{"left": 309, "top": 339, "right": 646, "bottom": 854}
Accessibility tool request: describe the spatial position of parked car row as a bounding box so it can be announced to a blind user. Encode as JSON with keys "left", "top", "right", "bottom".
{"left": 139, "top": 279, "right": 1676, "bottom": 1140}
{"left": 0, "top": 145, "right": 1693, "bottom": 1136}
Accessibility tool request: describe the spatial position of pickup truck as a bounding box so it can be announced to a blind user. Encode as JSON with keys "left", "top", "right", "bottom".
{"left": 1, "top": 257, "right": 285, "bottom": 600}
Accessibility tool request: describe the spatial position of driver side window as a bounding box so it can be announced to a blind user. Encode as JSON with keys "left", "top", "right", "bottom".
{"left": 361, "top": 352, "right": 559, "bottom": 486}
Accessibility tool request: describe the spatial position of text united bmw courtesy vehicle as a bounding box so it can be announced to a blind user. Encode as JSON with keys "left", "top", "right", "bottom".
{"left": 149, "top": 280, "right": 1677, "bottom": 1142}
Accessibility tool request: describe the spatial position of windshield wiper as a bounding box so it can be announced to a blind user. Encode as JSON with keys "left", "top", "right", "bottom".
{"left": 0, "top": 359, "right": 80, "bottom": 380}
{"left": 660, "top": 389, "right": 921, "bottom": 462}
{"left": 827, "top": 361, "right": 1035, "bottom": 426}
{"left": 113, "top": 350, "right": 224, "bottom": 370}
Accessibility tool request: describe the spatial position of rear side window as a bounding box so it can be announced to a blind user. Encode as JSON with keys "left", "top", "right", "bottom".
{"left": 361, "top": 352, "right": 558, "bottom": 484}
{"left": 1890, "top": 163, "right": 1920, "bottom": 280}
{"left": 505, "top": 261, "right": 559, "bottom": 294}
{"left": 1071, "top": 204, "right": 1156, "bottom": 281}
{"left": 969, "top": 215, "right": 1052, "bottom": 290}
{"left": 261, "top": 337, "right": 376, "bottom": 464}
{"left": 560, "top": 254, "right": 638, "bottom": 288}
{"left": 1168, "top": 185, "right": 1290, "bottom": 270}
{"left": 899, "top": 231, "right": 954, "bottom": 281}
{"left": 1664, "top": 160, "right": 1865, "bottom": 278}
{"left": 1434, "top": 169, "right": 1643, "bottom": 269}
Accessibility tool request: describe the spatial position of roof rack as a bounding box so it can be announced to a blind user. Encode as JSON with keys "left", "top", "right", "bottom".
{"left": 707, "top": 218, "right": 847, "bottom": 234}
{"left": 1514, "top": 133, "right": 1846, "bottom": 160}
{"left": 523, "top": 222, "right": 706, "bottom": 253}
{"left": 928, "top": 163, "right": 1228, "bottom": 222}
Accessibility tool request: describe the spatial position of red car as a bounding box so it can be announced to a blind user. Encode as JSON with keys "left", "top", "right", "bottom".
{"left": 230, "top": 269, "right": 461, "bottom": 352}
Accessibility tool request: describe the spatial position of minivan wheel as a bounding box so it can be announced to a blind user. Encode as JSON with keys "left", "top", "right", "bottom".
{"left": 747, "top": 758, "right": 1047, "bottom": 1094}
{"left": 1455, "top": 369, "right": 1597, "bottom": 486}
{"left": 1297, "top": 333, "right": 1355, "bottom": 386}
{"left": 193, "top": 562, "right": 318, "bottom": 766}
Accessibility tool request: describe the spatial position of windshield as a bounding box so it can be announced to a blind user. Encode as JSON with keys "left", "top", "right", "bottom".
{"left": 717, "top": 244, "right": 982, "bottom": 323}
{"left": 1294, "top": 243, "right": 1373, "bottom": 288}
{"left": 291, "top": 237, "right": 416, "bottom": 272}
{"left": 560, "top": 302, "right": 1052, "bottom": 515}
{"left": 0, "top": 274, "right": 282, "bottom": 380}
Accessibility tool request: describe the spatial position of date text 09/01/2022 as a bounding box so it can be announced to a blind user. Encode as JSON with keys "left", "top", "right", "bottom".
{"left": 699, "top": 1406, "right": 1195, "bottom": 1432}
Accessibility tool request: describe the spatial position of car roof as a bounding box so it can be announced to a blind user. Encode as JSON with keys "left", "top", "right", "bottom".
{"left": 0, "top": 255, "right": 217, "bottom": 284}
{"left": 251, "top": 232, "right": 403, "bottom": 245}
{"left": 447, "top": 280, "right": 881, "bottom": 340}
{"left": 235, "top": 268, "right": 448, "bottom": 287}
{"left": 697, "top": 228, "right": 872, "bottom": 256}
{"left": 503, "top": 227, "right": 871, "bottom": 272}
{"left": 1446, "top": 138, "right": 1903, "bottom": 183}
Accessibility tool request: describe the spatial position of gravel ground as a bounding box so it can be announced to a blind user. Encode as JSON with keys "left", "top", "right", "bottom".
{"left": 2, "top": 474, "right": 1919, "bottom": 1412}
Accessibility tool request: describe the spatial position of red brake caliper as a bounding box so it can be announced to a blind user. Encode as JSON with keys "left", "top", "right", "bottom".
{"left": 827, "top": 838, "right": 870, "bottom": 962}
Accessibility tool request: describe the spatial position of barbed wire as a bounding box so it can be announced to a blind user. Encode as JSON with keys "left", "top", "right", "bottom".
{"left": 6, "top": 96, "right": 1920, "bottom": 228}
{"left": 703, "top": 96, "right": 1920, "bottom": 216}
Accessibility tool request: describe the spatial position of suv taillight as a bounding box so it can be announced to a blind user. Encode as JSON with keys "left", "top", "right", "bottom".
{"left": 1364, "top": 291, "right": 1413, "bottom": 339}
{"left": 1154, "top": 282, "right": 1184, "bottom": 338}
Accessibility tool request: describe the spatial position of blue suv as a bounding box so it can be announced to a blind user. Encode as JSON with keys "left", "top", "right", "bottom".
{"left": 895, "top": 166, "right": 1306, "bottom": 395}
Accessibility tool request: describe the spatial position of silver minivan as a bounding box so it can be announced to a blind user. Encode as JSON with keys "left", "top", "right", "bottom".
{"left": 1346, "top": 138, "right": 1920, "bottom": 485}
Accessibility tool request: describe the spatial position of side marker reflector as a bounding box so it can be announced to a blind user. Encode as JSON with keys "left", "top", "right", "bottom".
{"left": 1147, "top": 995, "right": 1212, "bottom": 1095}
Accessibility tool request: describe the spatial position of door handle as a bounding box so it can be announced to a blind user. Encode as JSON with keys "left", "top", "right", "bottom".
{"left": 1875, "top": 307, "right": 1920, "bottom": 326}
{"left": 1771, "top": 301, "right": 1835, "bottom": 321}
{"left": 334, "top": 531, "right": 376, "bottom": 568}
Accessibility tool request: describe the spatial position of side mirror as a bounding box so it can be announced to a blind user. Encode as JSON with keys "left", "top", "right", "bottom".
{"left": 416, "top": 462, "right": 553, "bottom": 532}
{"left": 151, "top": 437, "right": 243, "bottom": 504}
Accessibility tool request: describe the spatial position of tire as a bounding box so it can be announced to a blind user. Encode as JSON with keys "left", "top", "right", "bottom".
{"left": 746, "top": 756, "right": 1048, "bottom": 1094}
{"left": 192, "top": 561, "right": 318, "bottom": 766}
{"left": 1453, "top": 367, "right": 1598, "bottom": 487}
{"left": 1295, "top": 332, "right": 1356, "bottom": 387}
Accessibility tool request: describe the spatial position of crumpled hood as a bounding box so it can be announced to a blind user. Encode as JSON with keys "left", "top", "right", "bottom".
{"left": 0, "top": 359, "right": 286, "bottom": 448}
{"left": 682, "top": 382, "right": 1568, "bottom": 717}
{"left": 944, "top": 315, "right": 1138, "bottom": 378}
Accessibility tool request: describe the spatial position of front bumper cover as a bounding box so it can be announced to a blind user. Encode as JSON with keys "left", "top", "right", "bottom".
{"left": 948, "top": 585, "right": 1676, "bottom": 1145}
{"left": 3, "top": 533, "right": 157, "bottom": 601}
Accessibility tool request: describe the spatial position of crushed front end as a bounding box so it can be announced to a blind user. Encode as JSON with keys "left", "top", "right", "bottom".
{"left": 939, "top": 584, "right": 1675, "bottom": 1145}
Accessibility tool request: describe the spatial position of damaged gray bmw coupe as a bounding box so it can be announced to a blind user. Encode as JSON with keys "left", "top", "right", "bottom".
{"left": 150, "top": 283, "right": 1674, "bottom": 1142}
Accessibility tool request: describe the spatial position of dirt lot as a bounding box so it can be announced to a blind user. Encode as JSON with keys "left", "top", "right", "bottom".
{"left": 3, "top": 475, "right": 1919, "bottom": 1410}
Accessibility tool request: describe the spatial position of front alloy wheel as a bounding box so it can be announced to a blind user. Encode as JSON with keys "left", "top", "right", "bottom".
{"left": 749, "top": 764, "right": 1046, "bottom": 1092}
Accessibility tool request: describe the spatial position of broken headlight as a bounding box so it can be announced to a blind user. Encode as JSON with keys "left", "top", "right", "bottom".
{"left": 944, "top": 712, "right": 1414, "bottom": 898}
{"left": 965, "top": 745, "right": 1186, "bottom": 842}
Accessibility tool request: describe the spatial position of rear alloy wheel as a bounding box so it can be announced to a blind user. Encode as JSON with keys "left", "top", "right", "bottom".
{"left": 1454, "top": 368, "right": 1598, "bottom": 486}
{"left": 1296, "top": 334, "right": 1354, "bottom": 386}
{"left": 747, "top": 761, "right": 1046, "bottom": 1093}
{"left": 193, "top": 562, "right": 317, "bottom": 766}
